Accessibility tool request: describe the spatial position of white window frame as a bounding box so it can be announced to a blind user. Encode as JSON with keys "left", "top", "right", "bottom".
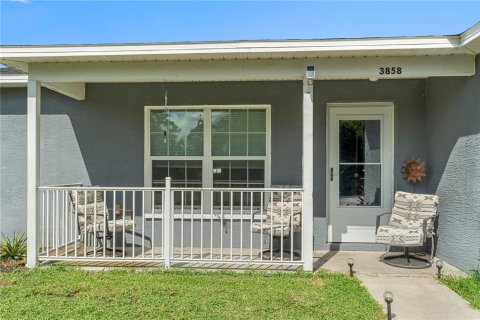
{"left": 144, "top": 105, "right": 271, "bottom": 189}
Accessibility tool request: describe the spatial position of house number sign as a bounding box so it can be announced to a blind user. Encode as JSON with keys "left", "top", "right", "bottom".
{"left": 379, "top": 67, "right": 402, "bottom": 75}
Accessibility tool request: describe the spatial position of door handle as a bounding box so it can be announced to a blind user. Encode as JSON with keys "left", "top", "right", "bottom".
{"left": 330, "top": 168, "right": 334, "bottom": 181}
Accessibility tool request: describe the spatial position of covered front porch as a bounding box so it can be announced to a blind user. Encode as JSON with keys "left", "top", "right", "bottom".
{"left": 12, "top": 40, "right": 475, "bottom": 272}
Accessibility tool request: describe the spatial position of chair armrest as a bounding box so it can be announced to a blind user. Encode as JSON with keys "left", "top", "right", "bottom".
{"left": 418, "top": 212, "right": 439, "bottom": 220}
{"left": 376, "top": 212, "right": 391, "bottom": 231}
{"left": 421, "top": 212, "right": 438, "bottom": 236}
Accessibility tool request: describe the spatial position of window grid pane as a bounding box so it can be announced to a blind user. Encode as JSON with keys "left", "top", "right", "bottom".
{"left": 213, "top": 160, "right": 265, "bottom": 207}
{"left": 151, "top": 109, "right": 204, "bottom": 156}
{"left": 211, "top": 109, "right": 266, "bottom": 156}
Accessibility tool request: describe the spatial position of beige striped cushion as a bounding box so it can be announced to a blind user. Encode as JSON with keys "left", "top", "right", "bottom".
{"left": 252, "top": 186, "right": 303, "bottom": 236}
{"left": 389, "top": 191, "right": 438, "bottom": 230}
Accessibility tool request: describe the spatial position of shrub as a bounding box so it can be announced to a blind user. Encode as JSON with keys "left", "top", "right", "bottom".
{"left": 0, "top": 232, "right": 27, "bottom": 260}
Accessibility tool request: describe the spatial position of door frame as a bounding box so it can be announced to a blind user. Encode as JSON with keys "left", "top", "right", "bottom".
{"left": 326, "top": 102, "right": 394, "bottom": 243}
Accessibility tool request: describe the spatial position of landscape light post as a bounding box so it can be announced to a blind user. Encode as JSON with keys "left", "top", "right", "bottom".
{"left": 383, "top": 291, "right": 394, "bottom": 320}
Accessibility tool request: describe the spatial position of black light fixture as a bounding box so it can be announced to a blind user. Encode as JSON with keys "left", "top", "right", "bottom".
{"left": 347, "top": 257, "right": 355, "bottom": 277}
{"left": 383, "top": 291, "right": 394, "bottom": 320}
{"left": 436, "top": 259, "right": 444, "bottom": 279}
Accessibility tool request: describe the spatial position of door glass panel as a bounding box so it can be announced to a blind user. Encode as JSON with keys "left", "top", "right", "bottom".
{"left": 339, "top": 119, "right": 381, "bottom": 207}
{"left": 339, "top": 164, "right": 381, "bottom": 206}
{"left": 339, "top": 120, "right": 380, "bottom": 163}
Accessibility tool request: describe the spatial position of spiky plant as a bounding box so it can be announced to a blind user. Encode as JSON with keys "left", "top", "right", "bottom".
{"left": 0, "top": 232, "right": 27, "bottom": 260}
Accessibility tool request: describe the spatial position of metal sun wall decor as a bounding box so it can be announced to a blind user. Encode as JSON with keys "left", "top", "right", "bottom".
{"left": 402, "top": 157, "right": 426, "bottom": 192}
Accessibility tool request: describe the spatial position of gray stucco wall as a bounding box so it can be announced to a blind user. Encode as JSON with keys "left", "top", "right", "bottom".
{"left": 1, "top": 88, "right": 92, "bottom": 237}
{"left": 425, "top": 55, "right": 480, "bottom": 271}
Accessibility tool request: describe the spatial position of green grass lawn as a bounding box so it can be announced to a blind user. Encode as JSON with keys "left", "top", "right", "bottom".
{"left": 440, "top": 271, "right": 480, "bottom": 310}
{"left": 0, "top": 265, "right": 384, "bottom": 320}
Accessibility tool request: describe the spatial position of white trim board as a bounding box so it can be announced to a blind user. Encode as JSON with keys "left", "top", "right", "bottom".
{"left": 0, "top": 36, "right": 464, "bottom": 58}
{"left": 26, "top": 55, "right": 474, "bottom": 83}
{"left": 0, "top": 74, "right": 28, "bottom": 87}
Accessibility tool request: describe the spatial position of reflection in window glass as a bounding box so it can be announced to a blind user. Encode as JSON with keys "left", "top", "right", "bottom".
{"left": 339, "top": 164, "right": 381, "bottom": 206}
{"left": 339, "top": 120, "right": 380, "bottom": 163}
{"left": 151, "top": 110, "right": 204, "bottom": 156}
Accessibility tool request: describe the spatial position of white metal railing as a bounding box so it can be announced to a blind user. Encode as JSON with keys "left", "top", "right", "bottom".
{"left": 38, "top": 184, "right": 165, "bottom": 262}
{"left": 37, "top": 178, "right": 304, "bottom": 268}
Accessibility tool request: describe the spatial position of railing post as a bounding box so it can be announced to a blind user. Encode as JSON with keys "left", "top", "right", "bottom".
{"left": 164, "top": 177, "right": 172, "bottom": 268}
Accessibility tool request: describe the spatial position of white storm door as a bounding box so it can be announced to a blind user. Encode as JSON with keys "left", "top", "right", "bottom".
{"left": 328, "top": 103, "right": 393, "bottom": 243}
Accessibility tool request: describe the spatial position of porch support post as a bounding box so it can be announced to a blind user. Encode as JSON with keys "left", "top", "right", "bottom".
{"left": 26, "top": 79, "right": 41, "bottom": 268}
{"left": 302, "top": 78, "right": 314, "bottom": 271}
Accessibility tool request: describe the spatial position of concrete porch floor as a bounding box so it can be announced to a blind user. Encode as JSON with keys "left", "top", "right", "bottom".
{"left": 314, "top": 250, "right": 480, "bottom": 320}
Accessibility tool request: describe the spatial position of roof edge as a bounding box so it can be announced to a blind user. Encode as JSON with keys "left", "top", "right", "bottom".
{"left": 1, "top": 21, "right": 478, "bottom": 75}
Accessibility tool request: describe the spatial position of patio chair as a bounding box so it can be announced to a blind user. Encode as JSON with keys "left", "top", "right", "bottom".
{"left": 376, "top": 191, "right": 439, "bottom": 268}
{"left": 69, "top": 189, "right": 136, "bottom": 256}
{"left": 251, "top": 186, "right": 302, "bottom": 260}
